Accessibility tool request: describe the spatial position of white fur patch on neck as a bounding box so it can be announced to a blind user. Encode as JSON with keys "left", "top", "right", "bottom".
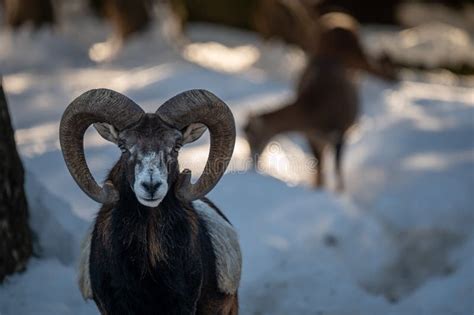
{"left": 193, "top": 200, "right": 242, "bottom": 295}
{"left": 78, "top": 227, "right": 93, "bottom": 300}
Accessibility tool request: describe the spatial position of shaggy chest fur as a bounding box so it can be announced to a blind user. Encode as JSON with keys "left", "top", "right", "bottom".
{"left": 82, "top": 192, "right": 241, "bottom": 314}
{"left": 89, "top": 197, "right": 208, "bottom": 314}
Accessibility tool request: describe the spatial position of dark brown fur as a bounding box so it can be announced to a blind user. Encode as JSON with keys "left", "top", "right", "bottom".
{"left": 89, "top": 116, "right": 238, "bottom": 314}
{"left": 246, "top": 10, "right": 397, "bottom": 190}
{"left": 245, "top": 57, "right": 357, "bottom": 189}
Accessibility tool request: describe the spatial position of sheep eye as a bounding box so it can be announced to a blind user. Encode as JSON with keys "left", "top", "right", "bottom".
{"left": 173, "top": 141, "right": 183, "bottom": 153}
{"left": 118, "top": 141, "right": 129, "bottom": 154}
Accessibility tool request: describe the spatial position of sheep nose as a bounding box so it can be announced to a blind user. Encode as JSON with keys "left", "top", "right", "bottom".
{"left": 141, "top": 182, "right": 161, "bottom": 194}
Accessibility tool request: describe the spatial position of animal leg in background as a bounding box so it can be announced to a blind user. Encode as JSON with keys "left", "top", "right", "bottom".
{"left": 306, "top": 133, "right": 328, "bottom": 188}
{"left": 334, "top": 135, "right": 345, "bottom": 191}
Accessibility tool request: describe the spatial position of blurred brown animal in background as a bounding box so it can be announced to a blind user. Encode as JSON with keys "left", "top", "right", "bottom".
{"left": 246, "top": 1, "right": 398, "bottom": 190}
{"left": 255, "top": 0, "right": 397, "bottom": 80}
{"left": 245, "top": 57, "right": 357, "bottom": 190}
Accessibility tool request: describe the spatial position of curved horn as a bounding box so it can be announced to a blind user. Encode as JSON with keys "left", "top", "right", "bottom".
{"left": 156, "top": 89, "right": 235, "bottom": 201}
{"left": 59, "top": 89, "right": 145, "bottom": 204}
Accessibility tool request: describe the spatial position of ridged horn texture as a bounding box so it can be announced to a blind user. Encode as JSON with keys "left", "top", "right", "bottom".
{"left": 59, "top": 89, "right": 144, "bottom": 204}
{"left": 156, "top": 89, "right": 236, "bottom": 201}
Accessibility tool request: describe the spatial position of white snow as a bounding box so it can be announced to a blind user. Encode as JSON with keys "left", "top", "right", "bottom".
{"left": 364, "top": 22, "right": 474, "bottom": 69}
{"left": 1, "top": 6, "right": 473, "bottom": 315}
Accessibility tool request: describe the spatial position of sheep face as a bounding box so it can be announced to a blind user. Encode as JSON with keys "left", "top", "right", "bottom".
{"left": 94, "top": 114, "right": 206, "bottom": 207}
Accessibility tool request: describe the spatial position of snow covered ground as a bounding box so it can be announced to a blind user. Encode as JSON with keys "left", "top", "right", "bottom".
{"left": 0, "top": 7, "right": 473, "bottom": 315}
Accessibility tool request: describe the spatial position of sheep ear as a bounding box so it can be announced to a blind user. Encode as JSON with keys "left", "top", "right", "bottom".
{"left": 182, "top": 123, "right": 207, "bottom": 145}
{"left": 93, "top": 123, "right": 119, "bottom": 144}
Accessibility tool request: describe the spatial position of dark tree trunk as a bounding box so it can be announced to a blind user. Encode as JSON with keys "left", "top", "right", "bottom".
{"left": 316, "top": 0, "right": 399, "bottom": 25}
{"left": 107, "top": 0, "right": 151, "bottom": 39}
{"left": 254, "top": 0, "right": 318, "bottom": 51}
{"left": 89, "top": 0, "right": 106, "bottom": 17}
{"left": 0, "top": 81, "right": 32, "bottom": 282}
{"left": 170, "top": 0, "right": 257, "bottom": 30}
{"left": 4, "top": 0, "right": 55, "bottom": 29}
{"left": 89, "top": 0, "right": 151, "bottom": 40}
